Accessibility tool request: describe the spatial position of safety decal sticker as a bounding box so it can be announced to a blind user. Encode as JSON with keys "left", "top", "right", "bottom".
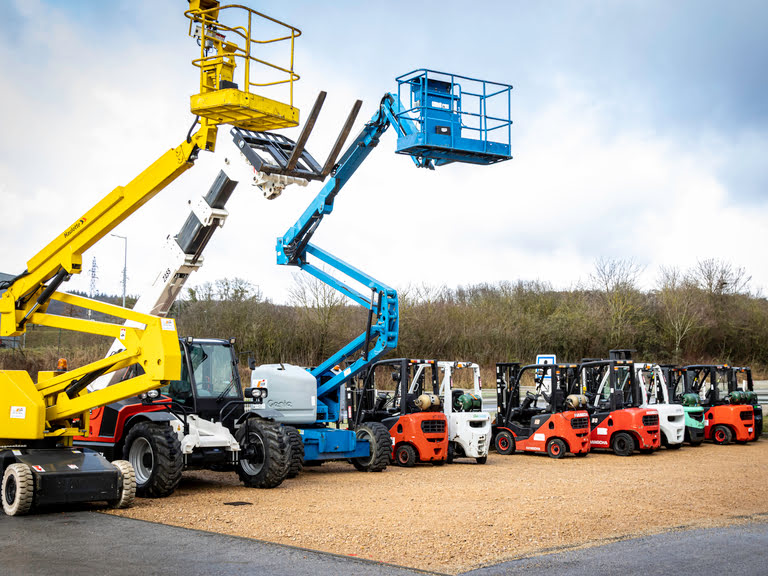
{"left": 596, "top": 427, "right": 608, "bottom": 435}
{"left": 161, "top": 318, "right": 176, "bottom": 331}
{"left": 533, "top": 433, "right": 545, "bottom": 442}
{"left": 119, "top": 328, "right": 126, "bottom": 341}
{"left": 32, "top": 465, "right": 45, "bottom": 473}
{"left": 10, "top": 406, "right": 26, "bottom": 419}
{"left": 67, "top": 464, "right": 79, "bottom": 470}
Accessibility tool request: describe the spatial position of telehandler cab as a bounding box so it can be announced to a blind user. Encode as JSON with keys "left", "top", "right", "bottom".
{"left": 580, "top": 352, "right": 660, "bottom": 456}
{"left": 493, "top": 362, "right": 590, "bottom": 458}
{"left": 680, "top": 365, "right": 755, "bottom": 444}
{"left": 348, "top": 359, "right": 448, "bottom": 467}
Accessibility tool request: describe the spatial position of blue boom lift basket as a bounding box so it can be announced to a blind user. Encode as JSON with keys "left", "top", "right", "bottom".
{"left": 395, "top": 69, "right": 512, "bottom": 166}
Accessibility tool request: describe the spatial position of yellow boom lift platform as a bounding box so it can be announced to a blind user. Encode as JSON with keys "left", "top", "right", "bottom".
{"left": 0, "top": 0, "right": 301, "bottom": 516}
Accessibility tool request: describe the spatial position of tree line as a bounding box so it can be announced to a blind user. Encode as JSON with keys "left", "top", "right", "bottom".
{"left": 2, "top": 258, "right": 766, "bottom": 377}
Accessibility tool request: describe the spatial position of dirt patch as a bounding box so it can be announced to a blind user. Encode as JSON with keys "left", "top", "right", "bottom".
{"left": 107, "top": 441, "right": 768, "bottom": 574}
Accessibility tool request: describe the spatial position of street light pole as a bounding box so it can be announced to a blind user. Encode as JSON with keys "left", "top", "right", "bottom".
{"left": 111, "top": 234, "right": 127, "bottom": 307}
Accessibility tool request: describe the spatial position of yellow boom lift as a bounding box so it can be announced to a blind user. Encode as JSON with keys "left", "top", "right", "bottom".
{"left": 0, "top": 1, "right": 301, "bottom": 516}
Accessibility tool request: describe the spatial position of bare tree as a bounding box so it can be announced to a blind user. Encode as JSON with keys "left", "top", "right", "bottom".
{"left": 590, "top": 257, "right": 646, "bottom": 346}
{"left": 655, "top": 266, "right": 703, "bottom": 360}
{"left": 288, "top": 272, "right": 347, "bottom": 359}
{"left": 694, "top": 258, "right": 751, "bottom": 296}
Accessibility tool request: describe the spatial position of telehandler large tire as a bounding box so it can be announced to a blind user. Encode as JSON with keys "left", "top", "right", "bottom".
{"left": 107, "top": 460, "right": 136, "bottom": 509}
{"left": 284, "top": 425, "right": 304, "bottom": 479}
{"left": 235, "top": 418, "right": 289, "bottom": 488}
{"left": 2, "top": 463, "right": 34, "bottom": 516}
{"left": 124, "top": 421, "right": 183, "bottom": 498}
{"left": 351, "top": 422, "right": 390, "bottom": 472}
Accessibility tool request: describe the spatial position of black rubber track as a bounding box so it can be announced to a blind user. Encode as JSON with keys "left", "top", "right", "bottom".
{"left": 352, "top": 422, "right": 390, "bottom": 472}
{"left": 235, "top": 418, "right": 289, "bottom": 488}
{"left": 123, "top": 421, "right": 183, "bottom": 498}
{"left": 283, "top": 425, "right": 305, "bottom": 478}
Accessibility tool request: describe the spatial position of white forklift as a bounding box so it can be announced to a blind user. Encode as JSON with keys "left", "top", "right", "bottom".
{"left": 437, "top": 361, "right": 491, "bottom": 464}
{"left": 634, "top": 362, "right": 686, "bottom": 449}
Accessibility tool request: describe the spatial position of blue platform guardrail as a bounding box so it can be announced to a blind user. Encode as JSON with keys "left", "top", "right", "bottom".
{"left": 395, "top": 69, "right": 512, "bottom": 166}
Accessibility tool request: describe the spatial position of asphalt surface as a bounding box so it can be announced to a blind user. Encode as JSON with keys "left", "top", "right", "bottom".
{"left": 1, "top": 510, "right": 767, "bottom": 576}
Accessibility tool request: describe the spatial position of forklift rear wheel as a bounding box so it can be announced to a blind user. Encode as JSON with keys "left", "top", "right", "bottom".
{"left": 2, "top": 463, "right": 34, "bottom": 516}
{"left": 712, "top": 425, "right": 733, "bottom": 445}
{"left": 666, "top": 442, "right": 683, "bottom": 450}
{"left": 546, "top": 438, "right": 567, "bottom": 459}
{"left": 611, "top": 432, "right": 635, "bottom": 456}
{"left": 284, "top": 426, "right": 305, "bottom": 479}
{"left": 236, "top": 418, "right": 290, "bottom": 488}
{"left": 446, "top": 444, "right": 455, "bottom": 464}
{"left": 351, "top": 423, "right": 390, "bottom": 472}
{"left": 107, "top": 460, "right": 136, "bottom": 509}
{"left": 494, "top": 431, "right": 515, "bottom": 455}
{"left": 394, "top": 444, "right": 417, "bottom": 467}
{"left": 124, "top": 421, "right": 183, "bottom": 498}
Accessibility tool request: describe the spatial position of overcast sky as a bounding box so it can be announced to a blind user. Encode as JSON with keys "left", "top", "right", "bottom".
{"left": 2, "top": 0, "right": 767, "bottom": 304}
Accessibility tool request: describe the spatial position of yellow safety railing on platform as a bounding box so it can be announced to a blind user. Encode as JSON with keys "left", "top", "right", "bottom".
{"left": 185, "top": 3, "right": 301, "bottom": 106}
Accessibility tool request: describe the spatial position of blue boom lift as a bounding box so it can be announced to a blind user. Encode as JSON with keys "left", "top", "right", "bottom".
{"left": 243, "top": 70, "right": 512, "bottom": 471}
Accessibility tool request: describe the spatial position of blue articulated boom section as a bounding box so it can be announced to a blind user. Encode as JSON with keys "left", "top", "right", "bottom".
{"left": 242, "top": 70, "right": 511, "bottom": 461}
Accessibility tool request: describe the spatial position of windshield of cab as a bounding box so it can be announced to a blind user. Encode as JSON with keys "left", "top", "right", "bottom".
{"left": 188, "top": 342, "right": 239, "bottom": 398}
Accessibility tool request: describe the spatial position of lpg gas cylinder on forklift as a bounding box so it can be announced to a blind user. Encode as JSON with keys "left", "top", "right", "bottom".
{"left": 347, "top": 359, "right": 448, "bottom": 466}
{"left": 493, "top": 362, "right": 590, "bottom": 458}
{"left": 680, "top": 365, "right": 755, "bottom": 444}
{"left": 580, "top": 352, "right": 660, "bottom": 456}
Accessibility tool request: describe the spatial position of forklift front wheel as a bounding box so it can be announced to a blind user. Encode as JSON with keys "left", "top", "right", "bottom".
{"left": 2, "top": 463, "right": 34, "bottom": 516}
{"left": 394, "top": 444, "right": 417, "bottom": 467}
{"left": 494, "top": 431, "right": 515, "bottom": 455}
{"left": 712, "top": 425, "right": 733, "bottom": 445}
{"left": 546, "top": 438, "right": 567, "bottom": 459}
{"left": 611, "top": 432, "right": 635, "bottom": 457}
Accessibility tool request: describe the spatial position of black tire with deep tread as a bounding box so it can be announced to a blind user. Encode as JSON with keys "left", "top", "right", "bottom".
{"left": 351, "top": 423, "right": 390, "bottom": 472}
{"left": 394, "top": 444, "right": 417, "bottom": 467}
{"left": 235, "top": 418, "right": 289, "bottom": 488}
{"left": 611, "top": 431, "right": 635, "bottom": 456}
{"left": 284, "top": 426, "right": 304, "bottom": 479}
{"left": 123, "top": 421, "right": 183, "bottom": 498}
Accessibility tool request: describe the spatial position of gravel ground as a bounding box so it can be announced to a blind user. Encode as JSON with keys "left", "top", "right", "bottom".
{"left": 108, "top": 440, "right": 768, "bottom": 574}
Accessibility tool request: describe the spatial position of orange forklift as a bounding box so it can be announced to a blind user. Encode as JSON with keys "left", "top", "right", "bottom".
{"left": 347, "top": 359, "right": 448, "bottom": 466}
{"left": 492, "top": 362, "right": 590, "bottom": 458}
{"left": 681, "top": 365, "right": 755, "bottom": 444}
{"left": 580, "top": 351, "right": 660, "bottom": 456}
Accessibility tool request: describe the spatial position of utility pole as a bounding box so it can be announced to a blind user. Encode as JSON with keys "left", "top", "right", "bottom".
{"left": 88, "top": 257, "right": 98, "bottom": 319}
{"left": 111, "top": 234, "right": 128, "bottom": 307}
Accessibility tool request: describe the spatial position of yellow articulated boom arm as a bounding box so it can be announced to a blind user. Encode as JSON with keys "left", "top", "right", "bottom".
{"left": 0, "top": 0, "right": 302, "bottom": 446}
